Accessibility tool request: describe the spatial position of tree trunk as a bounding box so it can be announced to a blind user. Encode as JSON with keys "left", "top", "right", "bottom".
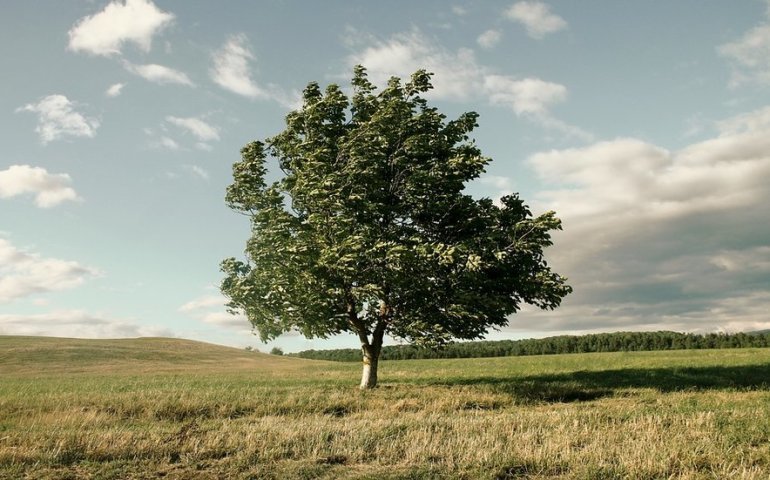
{"left": 360, "top": 345, "right": 380, "bottom": 389}
{"left": 359, "top": 319, "right": 386, "bottom": 389}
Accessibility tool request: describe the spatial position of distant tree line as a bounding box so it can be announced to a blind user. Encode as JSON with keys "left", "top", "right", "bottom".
{"left": 290, "top": 331, "right": 770, "bottom": 362}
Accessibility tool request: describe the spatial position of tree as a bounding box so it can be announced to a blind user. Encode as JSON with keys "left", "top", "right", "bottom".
{"left": 270, "top": 346, "right": 284, "bottom": 356}
{"left": 221, "top": 66, "right": 572, "bottom": 389}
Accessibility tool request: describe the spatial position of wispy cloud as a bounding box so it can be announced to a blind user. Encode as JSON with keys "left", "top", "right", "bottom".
{"left": 151, "top": 116, "right": 221, "bottom": 152}
{"left": 0, "top": 165, "right": 80, "bottom": 208}
{"left": 0, "top": 238, "right": 99, "bottom": 303}
{"left": 199, "top": 311, "right": 250, "bottom": 328}
{"left": 185, "top": 165, "right": 210, "bottom": 180}
{"left": 123, "top": 61, "right": 193, "bottom": 86}
{"left": 16, "top": 95, "right": 99, "bottom": 144}
{"left": 210, "top": 34, "right": 265, "bottom": 98}
{"left": 105, "top": 83, "right": 125, "bottom": 97}
{"left": 179, "top": 292, "right": 250, "bottom": 330}
{"left": 717, "top": 104, "right": 770, "bottom": 134}
{"left": 209, "top": 34, "right": 299, "bottom": 108}
{"left": 477, "top": 29, "right": 503, "bottom": 49}
{"left": 506, "top": 1, "right": 567, "bottom": 39}
{"left": 67, "top": 0, "right": 174, "bottom": 56}
{"left": 157, "top": 136, "right": 180, "bottom": 150}
{"left": 0, "top": 310, "right": 173, "bottom": 338}
{"left": 179, "top": 295, "right": 224, "bottom": 312}
{"left": 165, "top": 116, "right": 220, "bottom": 142}
{"left": 718, "top": 6, "right": 770, "bottom": 88}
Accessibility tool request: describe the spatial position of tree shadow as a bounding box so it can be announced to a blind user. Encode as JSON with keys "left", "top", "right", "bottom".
{"left": 436, "top": 363, "right": 770, "bottom": 404}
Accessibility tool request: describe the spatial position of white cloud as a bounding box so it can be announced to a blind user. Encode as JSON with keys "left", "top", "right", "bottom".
{"left": 515, "top": 106, "right": 770, "bottom": 333}
{"left": 105, "top": 83, "right": 125, "bottom": 97}
{"left": 531, "top": 132, "right": 770, "bottom": 221}
{"left": 68, "top": 0, "right": 174, "bottom": 56}
{"left": 0, "top": 165, "right": 80, "bottom": 208}
{"left": 179, "top": 295, "right": 224, "bottom": 312}
{"left": 209, "top": 34, "right": 300, "bottom": 108}
{"left": 124, "top": 61, "right": 193, "bottom": 86}
{"left": 346, "top": 29, "right": 589, "bottom": 140}
{"left": 0, "top": 310, "right": 173, "bottom": 338}
{"left": 718, "top": 25, "right": 770, "bottom": 69}
{"left": 157, "top": 136, "right": 180, "bottom": 150}
{"left": 17, "top": 95, "right": 99, "bottom": 144}
{"left": 716, "top": 105, "right": 770, "bottom": 135}
{"left": 150, "top": 116, "right": 220, "bottom": 152}
{"left": 179, "top": 293, "right": 250, "bottom": 330}
{"left": 484, "top": 75, "right": 566, "bottom": 115}
{"left": 451, "top": 5, "right": 467, "bottom": 16}
{"left": 506, "top": 1, "right": 567, "bottom": 39}
{"left": 483, "top": 75, "right": 593, "bottom": 140}
{"left": 0, "top": 238, "right": 99, "bottom": 303}
{"left": 210, "top": 34, "right": 265, "bottom": 98}
{"left": 186, "top": 165, "right": 210, "bottom": 180}
{"left": 534, "top": 115, "right": 595, "bottom": 142}
{"left": 718, "top": 16, "right": 770, "bottom": 87}
{"left": 165, "top": 116, "right": 220, "bottom": 141}
{"left": 477, "top": 29, "right": 503, "bottom": 49}
{"left": 200, "top": 311, "right": 250, "bottom": 328}
{"left": 348, "top": 29, "right": 482, "bottom": 100}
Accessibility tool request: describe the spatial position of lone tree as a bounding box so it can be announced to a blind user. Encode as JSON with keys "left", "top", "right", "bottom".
{"left": 221, "top": 67, "right": 572, "bottom": 389}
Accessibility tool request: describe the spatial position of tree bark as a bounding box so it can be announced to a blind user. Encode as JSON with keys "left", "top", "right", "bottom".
{"left": 359, "top": 319, "right": 386, "bottom": 389}
{"left": 360, "top": 344, "right": 380, "bottom": 389}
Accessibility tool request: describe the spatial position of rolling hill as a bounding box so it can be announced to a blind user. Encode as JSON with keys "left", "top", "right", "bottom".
{"left": 0, "top": 335, "right": 313, "bottom": 376}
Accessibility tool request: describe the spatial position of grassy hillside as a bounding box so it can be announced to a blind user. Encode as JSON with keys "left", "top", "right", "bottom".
{"left": 1, "top": 336, "right": 769, "bottom": 479}
{"left": 0, "top": 336, "right": 311, "bottom": 376}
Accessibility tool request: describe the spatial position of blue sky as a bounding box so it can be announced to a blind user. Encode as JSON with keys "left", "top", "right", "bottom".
{"left": 2, "top": 0, "right": 770, "bottom": 352}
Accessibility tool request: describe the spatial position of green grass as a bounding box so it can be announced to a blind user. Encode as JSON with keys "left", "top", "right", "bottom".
{"left": 1, "top": 336, "right": 769, "bottom": 479}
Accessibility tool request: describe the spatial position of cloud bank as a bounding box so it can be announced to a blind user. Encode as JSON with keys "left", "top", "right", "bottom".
{"left": 511, "top": 106, "right": 770, "bottom": 334}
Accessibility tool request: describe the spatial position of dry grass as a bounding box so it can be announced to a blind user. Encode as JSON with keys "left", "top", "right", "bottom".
{"left": 1, "top": 336, "right": 769, "bottom": 479}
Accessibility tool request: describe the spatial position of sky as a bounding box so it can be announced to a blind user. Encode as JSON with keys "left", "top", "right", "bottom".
{"left": 2, "top": 0, "right": 770, "bottom": 352}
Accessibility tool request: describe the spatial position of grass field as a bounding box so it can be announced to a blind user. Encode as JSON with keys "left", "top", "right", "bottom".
{"left": 1, "top": 336, "right": 769, "bottom": 479}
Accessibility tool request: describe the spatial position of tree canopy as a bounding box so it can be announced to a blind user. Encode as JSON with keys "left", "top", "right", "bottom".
{"left": 221, "top": 66, "right": 572, "bottom": 387}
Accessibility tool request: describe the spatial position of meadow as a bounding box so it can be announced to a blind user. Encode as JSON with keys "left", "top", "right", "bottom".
{"left": 1, "top": 336, "right": 769, "bottom": 479}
